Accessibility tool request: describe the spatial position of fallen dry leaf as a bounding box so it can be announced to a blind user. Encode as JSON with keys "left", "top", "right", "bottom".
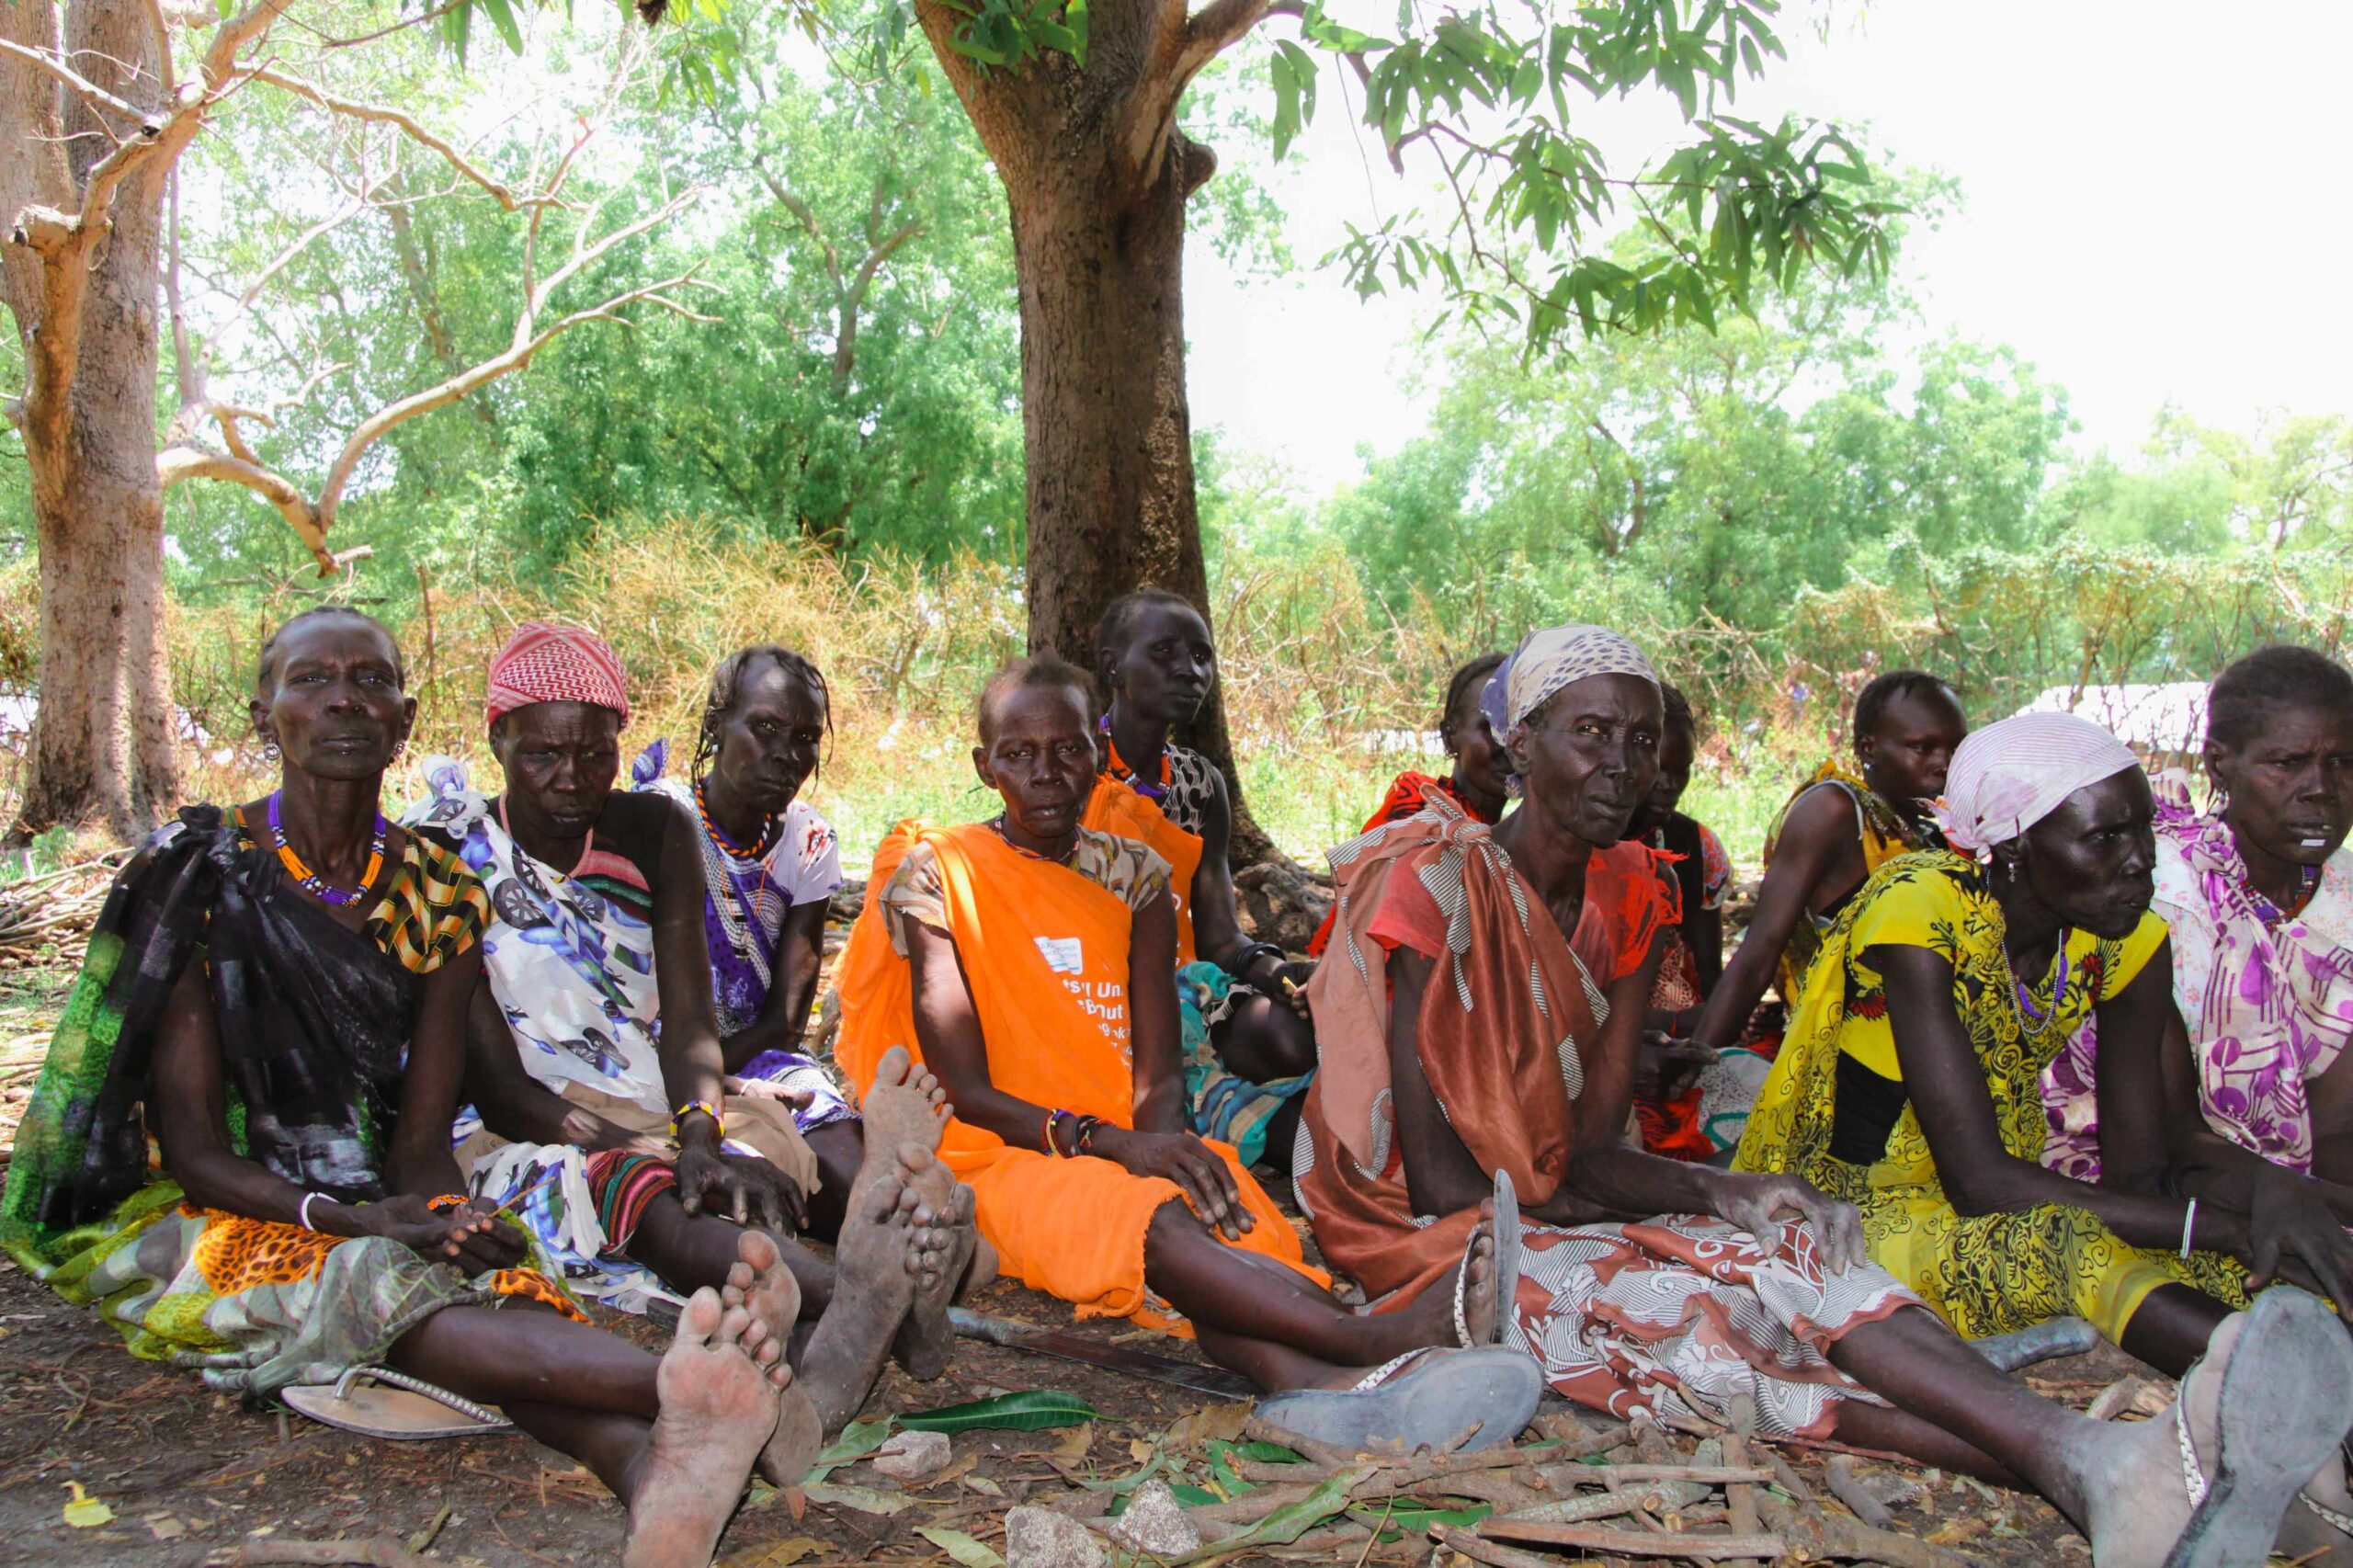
{"left": 1165, "top": 1403, "right": 1249, "bottom": 1449}
{"left": 144, "top": 1515, "right": 186, "bottom": 1541}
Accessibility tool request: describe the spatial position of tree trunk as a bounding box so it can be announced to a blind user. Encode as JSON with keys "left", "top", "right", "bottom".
{"left": 916, "top": 0, "right": 1281, "bottom": 862}
{"left": 6, "top": 0, "right": 180, "bottom": 840}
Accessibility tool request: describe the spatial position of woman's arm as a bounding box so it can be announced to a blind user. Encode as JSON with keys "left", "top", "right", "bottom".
{"left": 719, "top": 900, "right": 828, "bottom": 1074}
{"left": 461, "top": 983, "right": 665, "bottom": 1156}
{"left": 1877, "top": 943, "right": 2243, "bottom": 1254}
{"left": 1382, "top": 948, "right": 1499, "bottom": 1219}
{"left": 905, "top": 887, "right": 1250, "bottom": 1237}
{"left": 151, "top": 961, "right": 497, "bottom": 1267}
{"left": 1685, "top": 788, "right": 1852, "bottom": 1050}
{"left": 2097, "top": 958, "right": 2353, "bottom": 1306}
{"left": 646, "top": 795, "right": 805, "bottom": 1228}
{"left": 1688, "top": 903, "right": 1725, "bottom": 995}
{"left": 387, "top": 946, "right": 525, "bottom": 1270}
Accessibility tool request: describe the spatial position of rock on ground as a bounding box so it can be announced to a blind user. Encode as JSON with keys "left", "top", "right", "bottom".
{"left": 1106, "top": 1478, "right": 1201, "bottom": 1558}
{"left": 871, "top": 1428, "right": 952, "bottom": 1483}
{"left": 1005, "top": 1506, "right": 1107, "bottom": 1568}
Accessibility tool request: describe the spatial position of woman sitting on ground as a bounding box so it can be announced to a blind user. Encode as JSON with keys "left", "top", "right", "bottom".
{"left": 1300, "top": 625, "right": 2353, "bottom": 1566}
{"left": 833, "top": 654, "right": 1531, "bottom": 1437}
{"left": 1305, "top": 651, "right": 1510, "bottom": 960}
{"left": 1084, "top": 590, "right": 1318, "bottom": 1167}
{"left": 1683, "top": 670, "right": 1966, "bottom": 1064}
{"left": 1623, "top": 682, "right": 1745, "bottom": 1161}
{"left": 633, "top": 647, "right": 863, "bottom": 1208}
{"left": 2044, "top": 645, "right": 2353, "bottom": 1197}
{"left": 413, "top": 624, "right": 967, "bottom": 1415}
{"left": 0, "top": 608, "right": 866, "bottom": 1568}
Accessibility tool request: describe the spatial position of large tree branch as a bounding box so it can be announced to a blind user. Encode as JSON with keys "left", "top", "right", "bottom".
{"left": 0, "top": 38, "right": 148, "bottom": 124}
{"left": 247, "top": 67, "right": 523, "bottom": 210}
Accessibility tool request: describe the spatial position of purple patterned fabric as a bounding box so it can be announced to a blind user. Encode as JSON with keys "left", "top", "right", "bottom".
{"left": 2042, "top": 772, "right": 2353, "bottom": 1177}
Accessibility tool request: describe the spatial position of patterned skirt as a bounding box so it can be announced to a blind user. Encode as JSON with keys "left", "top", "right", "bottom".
{"left": 28, "top": 1183, "right": 578, "bottom": 1399}
{"left": 1504, "top": 1213, "right": 1911, "bottom": 1439}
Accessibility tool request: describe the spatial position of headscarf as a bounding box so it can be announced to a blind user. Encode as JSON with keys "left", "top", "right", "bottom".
{"left": 1500, "top": 625, "right": 1660, "bottom": 732}
{"left": 1934, "top": 711, "right": 2138, "bottom": 853}
{"left": 485, "top": 623, "right": 631, "bottom": 730}
{"left": 1477, "top": 626, "right": 1660, "bottom": 799}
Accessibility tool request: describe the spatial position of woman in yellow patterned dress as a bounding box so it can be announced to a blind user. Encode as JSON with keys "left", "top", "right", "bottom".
{"left": 1736, "top": 713, "right": 2353, "bottom": 1375}
{"left": 2, "top": 608, "right": 823, "bottom": 1568}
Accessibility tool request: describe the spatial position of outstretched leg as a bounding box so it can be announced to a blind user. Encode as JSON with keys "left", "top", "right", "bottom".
{"left": 1141, "top": 1201, "right": 1492, "bottom": 1390}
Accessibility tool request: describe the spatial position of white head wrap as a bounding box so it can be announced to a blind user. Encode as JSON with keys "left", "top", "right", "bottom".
{"left": 1500, "top": 624, "right": 1659, "bottom": 733}
{"left": 1935, "top": 711, "right": 2139, "bottom": 853}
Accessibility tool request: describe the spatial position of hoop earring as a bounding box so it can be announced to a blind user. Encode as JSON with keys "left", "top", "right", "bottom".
{"left": 392, "top": 737, "right": 409, "bottom": 763}
{"left": 262, "top": 740, "right": 282, "bottom": 765}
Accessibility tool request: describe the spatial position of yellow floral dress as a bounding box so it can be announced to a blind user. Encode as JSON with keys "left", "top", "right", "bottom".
{"left": 1733, "top": 850, "right": 2245, "bottom": 1340}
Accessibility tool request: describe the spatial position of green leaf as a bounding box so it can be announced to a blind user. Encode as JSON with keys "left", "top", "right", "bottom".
{"left": 916, "top": 1527, "right": 1006, "bottom": 1568}
{"left": 1232, "top": 1441, "right": 1305, "bottom": 1463}
{"left": 900, "top": 1390, "right": 1097, "bottom": 1433}
{"left": 1168, "top": 1483, "right": 1220, "bottom": 1507}
{"left": 817, "top": 1416, "right": 896, "bottom": 1466}
{"left": 476, "top": 0, "right": 526, "bottom": 54}
{"left": 1199, "top": 1468, "right": 1371, "bottom": 1554}
{"left": 1348, "top": 1500, "right": 1492, "bottom": 1536}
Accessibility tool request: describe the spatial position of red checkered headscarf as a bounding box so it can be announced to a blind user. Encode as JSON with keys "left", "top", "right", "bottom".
{"left": 484, "top": 623, "right": 631, "bottom": 730}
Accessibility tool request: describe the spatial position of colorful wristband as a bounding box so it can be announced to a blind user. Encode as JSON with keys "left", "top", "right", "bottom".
{"left": 671, "top": 1099, "right": 724, "bottom": 1141}
{"left": 425, "top": 1193, "right": 470, "bottom": 1213}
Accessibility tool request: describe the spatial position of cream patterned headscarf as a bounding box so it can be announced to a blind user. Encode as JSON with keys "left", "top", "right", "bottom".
{"left": 1934, "top": 711, "right": 2139, "bottom": 853}
{"left": 1502, "top": 624, "right": 1660, "bottom": 733}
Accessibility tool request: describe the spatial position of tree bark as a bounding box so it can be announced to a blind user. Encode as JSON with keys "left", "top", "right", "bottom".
{"left": 5, "top": 0, "right": 179, "bottom": 838}
{"left": 916, "top": 0, "right": 1280, "bottom": 861}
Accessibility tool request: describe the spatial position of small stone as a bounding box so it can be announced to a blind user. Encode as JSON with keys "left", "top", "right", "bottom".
{"left": 1107, "top": 1480, "right": 1200, "bottom": 1559}
{"left": 870, "top": 1429, "right": 952, "bottom": 1483}
{"left": 1004, "top": 1506, "right": 1106, "bottom": 1568}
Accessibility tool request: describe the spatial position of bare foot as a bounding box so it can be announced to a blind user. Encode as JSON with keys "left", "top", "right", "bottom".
{"left": 720, "top": 1230, "right": 826, "bottom": 1489}
{"left": 796, "top": 1171, "right": 920, "bottom": 1436}
{"left": 1392, "top": 1204, "right": 1495, "bottom": 1351}
{"left": 2071, "top": 1290, "right": 2353, "bottom": 1567}
{"left": 859, "top": 1045, "right": 950, "bottom": 1173}
{"left": 621, "top": 1289, "right": 787, "bottom": 1568}
{"left": 893, "top": 1175, "right": 977, "bottom": 1381}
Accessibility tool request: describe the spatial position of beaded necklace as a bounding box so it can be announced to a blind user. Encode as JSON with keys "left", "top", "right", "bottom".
{"left": 267, "top": 790, "right": 387, "bottom": 908}
{"left": 2006, "top": 931, "right": 2071, "bottom": 1032}
{"left": 694, "top": 778, "right": 780, "bottom": 862}
{"left": 1098, "top": 716, "right": 1170, "bottom": 802}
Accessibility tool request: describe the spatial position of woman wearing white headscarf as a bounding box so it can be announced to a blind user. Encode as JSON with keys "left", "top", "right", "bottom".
{"left": 1307, "top": 649, "right": 2353, "bottom": 1565}
{"left": 1734, "top": 713, "right": 2349, "bottom": 1364}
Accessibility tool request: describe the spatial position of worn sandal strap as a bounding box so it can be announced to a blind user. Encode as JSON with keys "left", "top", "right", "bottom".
{"left": 1350, "top": 1351, "right": 1425, "bottom": 1392}
{"left": 333, "top": 1365, "right": 512, "bottom": 1427}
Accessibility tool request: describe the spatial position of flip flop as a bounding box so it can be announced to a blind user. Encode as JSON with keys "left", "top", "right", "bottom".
{"left": 281, "top": 1366, "right": 515, "bottom": 1441}
{"left": 1254, "top": 1346, "right": 1542, "bottom": 1455}
{"left": 1490, "top": 1168, "right": 1523, "bottom": 1348}
{"left": 2165, "top": 1289, "right": 2353, "bottom": 1568}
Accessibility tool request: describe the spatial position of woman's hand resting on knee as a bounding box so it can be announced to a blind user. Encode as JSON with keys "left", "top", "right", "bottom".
{"left": 1092, "top": 1127, "right": 1255, "bottom": 1242}
{"left": 366, "top": 1196, "right": 528, "bottom": 1274}
{"left": 2242, "top": 1169, "right": 2353, "bottom": 1319}
{"left": 1704, "top": 1170, "right": 1867, "bottom": 1274}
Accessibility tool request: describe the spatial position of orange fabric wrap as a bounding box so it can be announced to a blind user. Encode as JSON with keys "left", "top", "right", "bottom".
{"left": 1302, "top": 811, "right": 1653, "bottom": 1308}
{"left": 835, "top": 819, "right": 1314, "bottom": 1326}
{"left": 1081, "top": 778, "right": 1205, "bottom": 965}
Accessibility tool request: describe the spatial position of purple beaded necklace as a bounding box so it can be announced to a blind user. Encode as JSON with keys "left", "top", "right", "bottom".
{"left": 267, "top": 790, "right": 388, "bottom": 907}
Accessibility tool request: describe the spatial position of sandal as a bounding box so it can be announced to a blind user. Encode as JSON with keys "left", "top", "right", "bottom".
{"left": 2165, "top": 1288, "right": 2353, "bottom": 1568}
{"left": 281, "top": 1366, "right": 515, "bottom": 1441}
{"left": 1254, "top": 1346, "right": 1542, "bottom": 1455}
{"left": 1453, "top": 1169, "right": 1525, "bottom": 1347}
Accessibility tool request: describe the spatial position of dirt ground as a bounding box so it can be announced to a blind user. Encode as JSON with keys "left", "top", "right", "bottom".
{"left": 0, "top": 958, "right": 2156, "bottom": 1568}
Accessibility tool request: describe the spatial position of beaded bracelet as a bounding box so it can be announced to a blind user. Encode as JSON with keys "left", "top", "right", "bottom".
{"left": 671, "top": 1099, "right": 724, "bottom": 1141}
{"left": 425, "top": 1193, "right": 470, "bottom": 1213}
{"left": 1043, "top": 1108, "right": 1069, "bottom": 1157}
{"left": 1074, "top": 1114, "right": 1103, "bottom": 1156}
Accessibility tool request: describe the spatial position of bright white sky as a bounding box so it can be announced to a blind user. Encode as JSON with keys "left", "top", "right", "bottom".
{"left": 1184, "top": 0, "right": 2353, "bottom": 495}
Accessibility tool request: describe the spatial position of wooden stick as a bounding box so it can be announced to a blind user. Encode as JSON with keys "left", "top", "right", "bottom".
{"left": 1721, "top": 1392, "right": 1764, "bottom": 1568}
{"left": 1477, "top": 1518, "right": 1790, "bottom": 1559}
{"left": 1825, "top": 1455, "right": 1894, "bottom": 1530}
{"left": 1761, "top": 1492, "right": 1979, "bottom": 1568}
{"left": 1429, "top": 1524, "right": 1584, "bottom": 1568}
{"left": 226, "top": 1538, "right": 440, "bottom": 1567}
